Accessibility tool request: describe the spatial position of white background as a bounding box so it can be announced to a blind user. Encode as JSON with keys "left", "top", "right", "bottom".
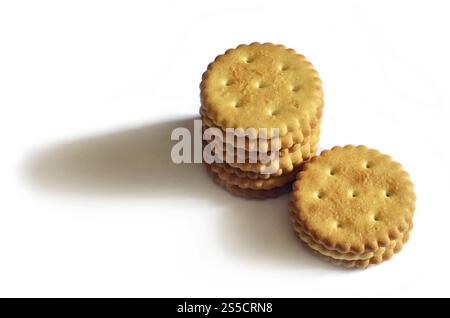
{"left": 0, "top": 0, "right": 449, "bottom": 297}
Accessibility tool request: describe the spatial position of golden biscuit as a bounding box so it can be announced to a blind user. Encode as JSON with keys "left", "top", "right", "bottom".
{"left": 200, "top": 107, "right": 322, "bottom": 151}
{"left": 209, "top": 162, "right": 300, "bottom": 190}
{"left": 200, "top": 42, "right": 323, "bottom": 141}
{"left": 223, "top": 123, "right": 320, "bottom": 174}
{"left": 209, "top": 162, "right": 293, "bottom": 180}
{"left": 200, "top": 102, "right": 322, "bottom": 151}
{"left": 291, "top": 145, "right": 416, "bottom": 255}
{"left": 206, "top": 166, "right": 291, "bottom": 199}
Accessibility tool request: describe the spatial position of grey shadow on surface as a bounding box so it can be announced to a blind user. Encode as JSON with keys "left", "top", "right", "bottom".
{"left": 24, "top": 117, "right": 206, "bottom": 198}
{"left": 23, "top": 116, "right": 339, "bottom": 271}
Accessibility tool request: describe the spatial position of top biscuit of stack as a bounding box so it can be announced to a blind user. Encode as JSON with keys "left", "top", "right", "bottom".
{"left": 200, "top": 42, "right": 323, "bottom": 150}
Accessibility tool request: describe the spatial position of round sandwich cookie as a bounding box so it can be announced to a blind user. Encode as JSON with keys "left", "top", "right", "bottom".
{"left": 200, "top": 103, "right": 323, "bottom": 151}
{"left": 290, "top": 145, "right": 416, "bottom": 268}
{"left": 209, "top": 162, "right": 300, "bottom": 190}
{"left": 206, "top": 166, "right": 291, "bottom": 200}
{"left": 220, "top": 123, "right": 321, "bottom": 175}
{"left": 200, "top": 42, "right": 323, "bottom": 143}
{"left": 207, "top": 162, "right": 285, "bottom": 180}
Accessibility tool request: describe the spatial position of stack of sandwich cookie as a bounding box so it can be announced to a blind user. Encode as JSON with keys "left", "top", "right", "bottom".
{"left": 289, "top": 145, "right": 416, "bottom": 268}
{"left": 200, "top": 42, "right": 324, "bottom": 199}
